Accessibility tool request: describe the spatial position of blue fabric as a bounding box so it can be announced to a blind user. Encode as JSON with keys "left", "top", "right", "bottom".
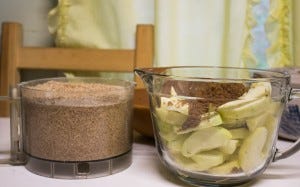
{"left": 279, "top": 104, "right": 300, "bottom": 141}
{"left": 252, "top": 0, "right": 269, "bottom": 69}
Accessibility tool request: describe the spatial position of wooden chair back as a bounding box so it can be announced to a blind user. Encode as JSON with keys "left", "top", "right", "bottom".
{"left": 0, "top": 22, "right": 154, "bottom": 116}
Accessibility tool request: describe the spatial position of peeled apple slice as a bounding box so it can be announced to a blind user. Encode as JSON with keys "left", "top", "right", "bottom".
{"left": 246, "top": 101, "right": 282, "bottom": 132}
{"left": 218, "top": 96, "right": 270, "bottom": 120}
{"left": 229, "top": 128, "right": 249, "bottom": 139}
{"left": 159, "top": 130, "right": 178, "bottom": 142}
{"left": 221, "top": 119, "right": 246, "bottom": 128}
{"left": 181, "top": 127, "right": 232, "bottom": 157}
{"left": 218, "top": 98, "right": 256, "bottom": 111}
{"left": 219, "top": 140, "right": 240, "bottom": 154}
{"left": 268, "top": 101, "right": 283, "bottom": 115}
{"left": 155, "top": 107, "right": 188, "bottom": 126}
{"left": 208, "top": 160, "right": 241, "bottom": 175}
{"left": 194, "top": 112, "right": 223, "bottom": 129}
{"left": 172, "top": 153, "right": 213, "bottom": 172}
{"left": 246, "top": 112, "right": 269, "bottom": 132}
{"left": 167, "top": 134, "right": 190, "bottom": 153}
{"left": 156, "top": 120, "right": 178, "bottom": 142}
{"left": 262, "top": 115, "right": 278, "bottom": 154}
{"left": 218, "top": 82, "right": 272, "bottom": 120}
{"left": 176, "top": 112, "right": 223, "bottom": 134}
{"left": 156, "top": 118, "right": 173, "bottom": 133}
{"left": 160, "top": 96, "right": 189, "bottom": 115}
{"left": 190, "top": 150, "right": 225, "bottom": 171}
{"left": 239, "top": 82, "right": 271, "bottom": 99}
{"left": 239, "top": 127, "right": 268, "bottom": 173}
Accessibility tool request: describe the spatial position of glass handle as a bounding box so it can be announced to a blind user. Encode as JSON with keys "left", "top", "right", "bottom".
{"left": 273, "top": 88, "right": 300, "bottom": 162}
{"left": 9, "top": 88, "right": 25, "bottom": 165}
{"left": 0, "top": 88, "right": 25, "bottom": 165}
{"left": 273, "top": 139, "right": 300, "bottom": 161}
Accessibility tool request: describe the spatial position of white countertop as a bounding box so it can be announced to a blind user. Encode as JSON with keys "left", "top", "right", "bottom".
{"left": 0, "top": 117, "right": 300, "bottom": 187}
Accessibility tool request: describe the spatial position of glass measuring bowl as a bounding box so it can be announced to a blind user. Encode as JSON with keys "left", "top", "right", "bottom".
{"left": 135, "top": 66, "right": 300, "bottom": 186}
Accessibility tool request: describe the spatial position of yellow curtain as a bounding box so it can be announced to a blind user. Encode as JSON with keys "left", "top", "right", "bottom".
{"left": 293, "top": 0, "right": 300, "bottom": 66}
{"left": 155, "top": 0, "right": 293, "bottom": 68}
{"left": 48, "top": 0, "right": 295, "bottom": 70}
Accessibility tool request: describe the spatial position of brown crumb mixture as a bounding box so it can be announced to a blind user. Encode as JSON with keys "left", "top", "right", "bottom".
{"left": 24, "top": 80, "right": 129, "bottom": 106}
{"left": 22, "top": 80, "right": 133, "bottom": 162}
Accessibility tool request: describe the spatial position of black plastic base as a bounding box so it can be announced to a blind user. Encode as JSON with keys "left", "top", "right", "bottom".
{"left": 24, "top": 151, "right": 132, "bottom": 179}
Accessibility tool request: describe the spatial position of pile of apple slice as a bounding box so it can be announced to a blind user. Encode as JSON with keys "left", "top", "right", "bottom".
{"left": 155, "top": 82, "right": 282, "bottom": 174}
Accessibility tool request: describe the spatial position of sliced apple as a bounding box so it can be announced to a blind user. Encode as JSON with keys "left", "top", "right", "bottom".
{"left": 239, "top": 127, "right": 268, "bottom": 173}
{"left": 156, "top": 119, "right": 178, "bottom": 142}
{"left": 262, "top": 114, "right": 278, "bottom": 154}
{"left": 239, "top": 82, "right": 271, "bottom": 99}
{"left": 221, "top": 118, "right": 246, "bottom": 128}
{"left": 268, "top": 101, "right": 283, "bottom": 115}
{"left": 171, "top": 153, "right": 210, "bottom": 172}
{"left": 159, "top": 130, "right": 178, "bottom": 142}
{"left": 176, "top": 112, "right": 223, "bottom": 134}
{"left": 219, "top": 140, "right": 240, "bottom": 154}
{"left": 190, "top": 150, "right": 225, "bottom": 171}
{"left": 229, "top": 128, "right": 249, "bottom": 139}
{"left": 246, "top": 112, "right": 269, "bottom": 132}
{"left": 218, "top": 96, "right": 271, "bottom": 120}
{"left": 208, "top": 160, "right": 241, "bottom": 175}
{"left": 156, "top": 118, "right": 173, "bottom": 133}
{"left": 155, "top": 107, "right": 188, "bottom": 126}
{"left": 246, "top": 100, "right": 282, "bottom": 132}
{"left": 181, "top": 127, "right": 232, "bottom": 157}
{"left": 218, "top": 81, "right": 272, "bottom": 120}
{"left": 218, "top": 98, "right": 256, "bottom": 112}
{"left": 167, "top": 133, "right": 190, "bottom": 153}
{"left": 160, "top": 96, "right": 189, "bottom": 115}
